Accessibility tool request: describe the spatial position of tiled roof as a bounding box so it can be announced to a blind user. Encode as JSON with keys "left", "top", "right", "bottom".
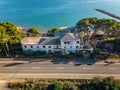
{"left": 46, "top": 38, "right": 60, "bottom": 45}
{"left": 39, "top": 37, "right": 60, "bottom": 45}
{"left": 21, "top": 37, "right": 60, "bottom": 45}
{"left": 39, "top": 37, "right": 51, "bottom": 45}
{"left": 61, "top": 33, "right": 76, "bottom": 41}
{"left": 21, "top": 37, "right": 40, "bottom": 44}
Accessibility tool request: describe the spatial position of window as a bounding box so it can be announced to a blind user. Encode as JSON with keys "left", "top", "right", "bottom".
{"left": 49, "top": 46, "right": 51, "bottom": 48}
{"left": 30, "top": 46, "right": 33, "bottom": 48}
{"left": 67, "top": 42, "right": 70, "bottom": 44}
{"left": 76, "top": 41, "right": 79, "bottom": 44}
{"left": 24, "top": 45, "right": 27, "bottom": 48}
{"left": 76, "top": 46, "right": 79, "bottom": 48}
{"left": 37, "top": 46, "right": 39, "bottom": 48}
{"left": 64, "top": 41, "right": 70, "bottom": 44}
{"left": 43, "top": 46, "right": 45, "bottom": 48}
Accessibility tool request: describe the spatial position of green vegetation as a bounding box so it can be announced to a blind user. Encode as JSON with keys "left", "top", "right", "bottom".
{"left": 47, "top": 28, "right": 60, "bottom": 36}
{"left": 77, "top": 17, "right": 98, "bottom": 31}
{"left": 61, "top": 50, "right": 70, "bottom": 58}
{"left": 76, "top": 17, "right": 120, "bottom": 38}
{"left": 77, "top": 17, "right": 120, "bottom": 59}
{"left": 0, "top": 22, "right": 25, "bottom": 57}
{"left": 8, "top": 76, "right": 120, "bottom": 90}
{"left": 0, "top": 17, "right": 120, "bottom": 58}
{"left": 27, "top": 27, "right": 40, "bottom": 36}
{"left": 23, "top": 50, "right": 46, "bottom": 58}
{"left": 47, "top": 81, "right": 63, "bottom": 90}
{"left": 79, "top": 31, "right": 85, "bottom": 38}
{"left": 0, "top": 22, "right": 42, "bottom": 57}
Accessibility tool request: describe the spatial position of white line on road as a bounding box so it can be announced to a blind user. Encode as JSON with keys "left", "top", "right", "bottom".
{"left": 108, "top": 68, "right": 117, "bottom": 70}
{"left": 0, "top": 80, "right": 6, "bottom": 83}
{"left": 5, "top": 67, "right": 14, "bottom": 69}
{"left": 32, "top": 67, "right": 40, "bottom": 69}
{"left": 57, "top": 67, "right": 65, "bottom": 69}
{"left": 83, "top": 67, "right": 91, "bottom": 70}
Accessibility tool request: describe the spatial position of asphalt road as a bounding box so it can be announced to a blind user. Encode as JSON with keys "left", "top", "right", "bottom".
{"left": 0, "top": 60, "right": 120, "bottom": 79}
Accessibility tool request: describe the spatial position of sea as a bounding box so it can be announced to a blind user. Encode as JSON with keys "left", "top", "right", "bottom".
{"left": 0, "top": 0, "right": 120, "bottom": 32}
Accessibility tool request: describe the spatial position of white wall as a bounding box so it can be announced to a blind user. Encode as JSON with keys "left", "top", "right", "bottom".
{"left": 21, "top": 39, "right": 85, "bottom": 53}
{"left": 61, "top": 39, "right": 83, "bottom": 52}
{"left": 22, "top": 44, "right": 61, "bottom": 53}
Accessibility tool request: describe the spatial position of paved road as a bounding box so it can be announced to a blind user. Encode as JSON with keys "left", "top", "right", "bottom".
{"left": 0, "top": 60, "right": 120, "bottom": 80}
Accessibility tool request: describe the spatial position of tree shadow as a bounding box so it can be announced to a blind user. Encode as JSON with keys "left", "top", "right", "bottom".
{"left": 51, "top": 57, "right": 96, "bottom": 66}
{"left": 103, "top": 61, "right": 115, "bottom": 66}
{"left": 4, "top": 62, "right": 24, "bottom": 67}
{"left": 14, "top": 58, "right": 44, "bottom": 61}
{"left": 13, "top": 58, "right": 51, "bottom": 63}
{"left": 74, "top": 58, "right": 96, "bottom": 66}
{"left": 51, "top": 57, "right": 73, "bottom": 64}
{"left": 74, "top": 63, "right": 82, "bottom": 66}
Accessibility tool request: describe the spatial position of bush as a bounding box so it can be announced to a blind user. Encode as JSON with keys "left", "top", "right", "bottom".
{"left": 7, "top": 77, "right": 120, "bottom": 90}
{"left": 68, "top": 85, "right": 79, "bottom": 90}
{"left": 23, "top": 49, "right": 35, "bottom": 57}
{"left": 47, "top": 81, "right": 63, "bottom": 90}
{"left": 34, "top": 50, "right": 46, "bottom": 57}
{"left": 61, "top": 50, "right": 70, "bottom": 58}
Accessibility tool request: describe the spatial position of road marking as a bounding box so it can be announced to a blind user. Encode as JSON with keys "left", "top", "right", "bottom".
{"left": 5, "top": 67, "right": 14, "bottom": 69}
{"left": 108, "top": 68, "right": 116, "bottom": 70}
{"left": 83, "top": 67, "right": 91, "bottom": 70}
{"left": 57, "top": 67, "right": 65, "bottom": 69}
{"left": 0, "top": 80, "right": 6, "bottom": 83}
{"left": 32, "top": 67, "right": 40, "bottom": 69}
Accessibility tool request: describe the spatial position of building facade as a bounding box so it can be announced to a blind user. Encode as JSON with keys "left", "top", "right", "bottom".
{"left": 21, "top": 33, "right": 92, "bottom": 53}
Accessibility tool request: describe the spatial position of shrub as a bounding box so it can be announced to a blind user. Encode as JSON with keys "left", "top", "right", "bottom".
{"left": 47, "top": 81, "right": 63, "bottom": 90}
{"left": 61, "top": 50, "right": 70, "bottom": 58}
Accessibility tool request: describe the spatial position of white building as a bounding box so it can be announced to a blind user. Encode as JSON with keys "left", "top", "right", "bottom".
{"left": 21, "top": 33, "right": 92, "bottom": 53}
{"left": 60, "top": 33, "right": 84, "bottom": 53}
{"left": 21, "top": 36, "right": 60, "bottom": 53}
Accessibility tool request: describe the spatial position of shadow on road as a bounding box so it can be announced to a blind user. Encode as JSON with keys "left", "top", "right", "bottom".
{"left": 13, "top": 58, "right": 51, "bottom": 63}
{"left": 74, "top": 63, "right": 82, "bottom": 66}
{"left": 51, "top": 57, "right": 96, "bottom": 66}
{"left": 4, "top": 62, "right": 24, "bottom": 67}
{"left": 51, "top": 57, "right": 74, "bottom": 64}
{"left": 103, "top": 61, "right": 115, "bottom": 66}
{"left": 14, "top": 58, "right": 45, "bottom": 61}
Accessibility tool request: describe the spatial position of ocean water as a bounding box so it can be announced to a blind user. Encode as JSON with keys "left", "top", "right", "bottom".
{"left": 0, "top": 0, "right": 120, "bottom": 32}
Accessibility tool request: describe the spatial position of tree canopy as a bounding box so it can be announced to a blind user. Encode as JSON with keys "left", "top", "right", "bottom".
{"left": 47, "top": 28, "right": 60, "bottom": 35}
{"left": 27, "top": 27, "right": 40, "bottom": 36}
{"left": 96, "top": 18, "right": 120, "bottom": 36}
{"left": 0, "top": 22, "right": 25, "bottom": 44}
{"left": 77, "top": 17, "right": 98, "bottom": 31}
{"left": 76, "top": 17, "right": 120, "bottom": 37}
{"left": 0, "top": 22, "right": 25, "bottom": 57}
